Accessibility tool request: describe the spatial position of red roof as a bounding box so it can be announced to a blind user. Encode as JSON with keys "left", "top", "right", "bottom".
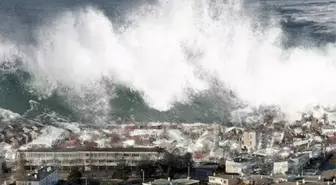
{"left": 327, "top": 135, "right": 336, "bottom": 144}
{"left": 83, "top": 141, "right": 98, "bottom": 148}
{"left": 125, "top": 125, "right": 137, "bottom": 130}
{"left": 193, "top": 153, "right": 207, "bottom": 159}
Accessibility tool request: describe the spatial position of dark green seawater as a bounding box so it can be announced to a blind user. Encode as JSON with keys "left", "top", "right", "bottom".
{"left": 0, "top": 69, "right": 235, "bottom": 123}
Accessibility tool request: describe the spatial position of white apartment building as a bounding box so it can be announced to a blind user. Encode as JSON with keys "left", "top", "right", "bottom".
{"left": 16, "top": 166, "right": 59, "bottom": 185}
{"left": 273, "top": 161, "right": 288, "bottom": 175}
{"left": 242, "top": 131, "right": 258, "bottom": 152}
{"left": 18, "top": 147, "right": 165, "bottom": 171}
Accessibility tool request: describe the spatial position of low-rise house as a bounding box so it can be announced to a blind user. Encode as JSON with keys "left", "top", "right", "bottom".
{"left": 0, "top": 132, "right": 5, "bottom": 140}
{"left": 22, "top": 126, "right": 32, "bottom": 134}
{"left": 271, "top": 174, "right": 288, "bottom": 183}
{"left": 9, "top": 137, "right": 19, "bottom": 148}
{"left": 193, "top": 153, "right": 208, "bottom": 162}
{"left": 298, "top": 146, "right": 322, "bottom": 159}
{"left": 32, "top": 125, "right": 39, "bottom": 131}
{"left": 68, "top": 133, "right": 79, "bottom": 141}
{"left": 0, "top": 140, "right": 11, "bottom": 149}
{"left": 61, "top": 129, "right": 71, "bottom": 138}
{"left": 210, "top": 147, "right": 224, "bottom": 159}
{"left": 22, "top": 133, "right": 32, "bottom": 144}
{"left": 321, "top": 126, "right": 336, "bottom": 135}
{"left": 208, "top": 174, "right": 239, "bottom": 185}
{"left": 190, "top": 164, "right": 218, "bottom": 180}
{"left": 125, "top": 125, "right": 137, "bottom": 130}
{"left": 292, "top": 139, "right": 310, "bottom": 148}
{"left": 6, "top": 125, "right": 14, "bottom": 130}
{"left": 16, "top": 166, "right": 59, "bottom": 185}
{"left": 130, "top": 129, "right": 163, "bottom": 139}
{"left": 159, "top": 129, "right": 169, "bottom": 140}
{"left": 83, "top": 140, "right": 98, "bottom": 148}
{"left": 16, "top": 135, "right": 27, "bottom": 146}
{"left": 4, "top": 130, "right": 14, "bottom": 138}
{"left": 29, "top": 130, "right": 39, "bottom": 140}
{"left": 1, "top": 139, "right": 12, "bottom": 145}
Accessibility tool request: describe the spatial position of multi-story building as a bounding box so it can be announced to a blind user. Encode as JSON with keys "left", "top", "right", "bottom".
{"left": 16, "top": 166, "right": 59, "bottom": 185}
{"left": 18, "top": 147, "right": 165, "bottom": 171}
{"left": 242, "top": 131, "right": 258, "bottom": 152}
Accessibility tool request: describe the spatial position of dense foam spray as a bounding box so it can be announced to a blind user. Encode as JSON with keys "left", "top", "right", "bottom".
{"left": 0, "top": 0, "right": 335, "bottom": 121}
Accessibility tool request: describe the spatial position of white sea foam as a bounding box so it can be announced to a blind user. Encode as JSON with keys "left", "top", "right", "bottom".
{"left": 0, "top": 0, "right": 335, "bottom": 121}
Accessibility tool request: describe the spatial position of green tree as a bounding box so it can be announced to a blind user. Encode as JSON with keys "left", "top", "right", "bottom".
{"left": 112, "top": 162, "right": 131, "bottom": 181}
{"left": 136, "top": 160, "right": 158, "bottom": 178}
{"left": 67, "top": 167, "right": 82, "bottom": 185}
{"left": 158, "top": 152, "right": 194, "bottom": 178}
{"left": 181, "top": 152, "right": 193, "bottom": 168}
{"left": 158, "top": 152, "right": 178, "bottom": 178}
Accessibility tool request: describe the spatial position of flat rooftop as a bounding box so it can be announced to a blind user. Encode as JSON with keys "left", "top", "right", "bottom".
{"left": 19, "top": 147, "right": 165, "bottom": 153}
{"left": 144, "top": 179, "right": 200, "bottom": 185}
{"left": 172, "top": 179, "right": 200, "bottom": 185}
{"left": 209, "top": 174, "right": 239, "bottom": 179}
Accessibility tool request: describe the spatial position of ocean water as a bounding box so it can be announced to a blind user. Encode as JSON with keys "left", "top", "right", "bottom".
{"left": 0, "top": 0, "right": 335, "bottom": 124}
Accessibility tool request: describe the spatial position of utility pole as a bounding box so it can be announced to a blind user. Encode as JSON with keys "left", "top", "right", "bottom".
{"left": 187, "top": 163, "right": 190, "bottom": 179}
{"left": 141, "top": 169, "right": 145, "bottom": 183}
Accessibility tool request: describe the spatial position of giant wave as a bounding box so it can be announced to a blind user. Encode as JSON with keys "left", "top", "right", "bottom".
{"left": 0, "top": 0, "right": 335, "bottom": 124}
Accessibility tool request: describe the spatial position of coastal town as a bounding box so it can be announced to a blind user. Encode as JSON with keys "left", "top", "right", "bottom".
{"left": 1, "top": 106, "right": 336, "bottom": 185}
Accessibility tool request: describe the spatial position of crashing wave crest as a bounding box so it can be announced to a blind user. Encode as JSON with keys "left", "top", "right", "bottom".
{"left": 0, "top": 0, "right": 335, "bottom": 123}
